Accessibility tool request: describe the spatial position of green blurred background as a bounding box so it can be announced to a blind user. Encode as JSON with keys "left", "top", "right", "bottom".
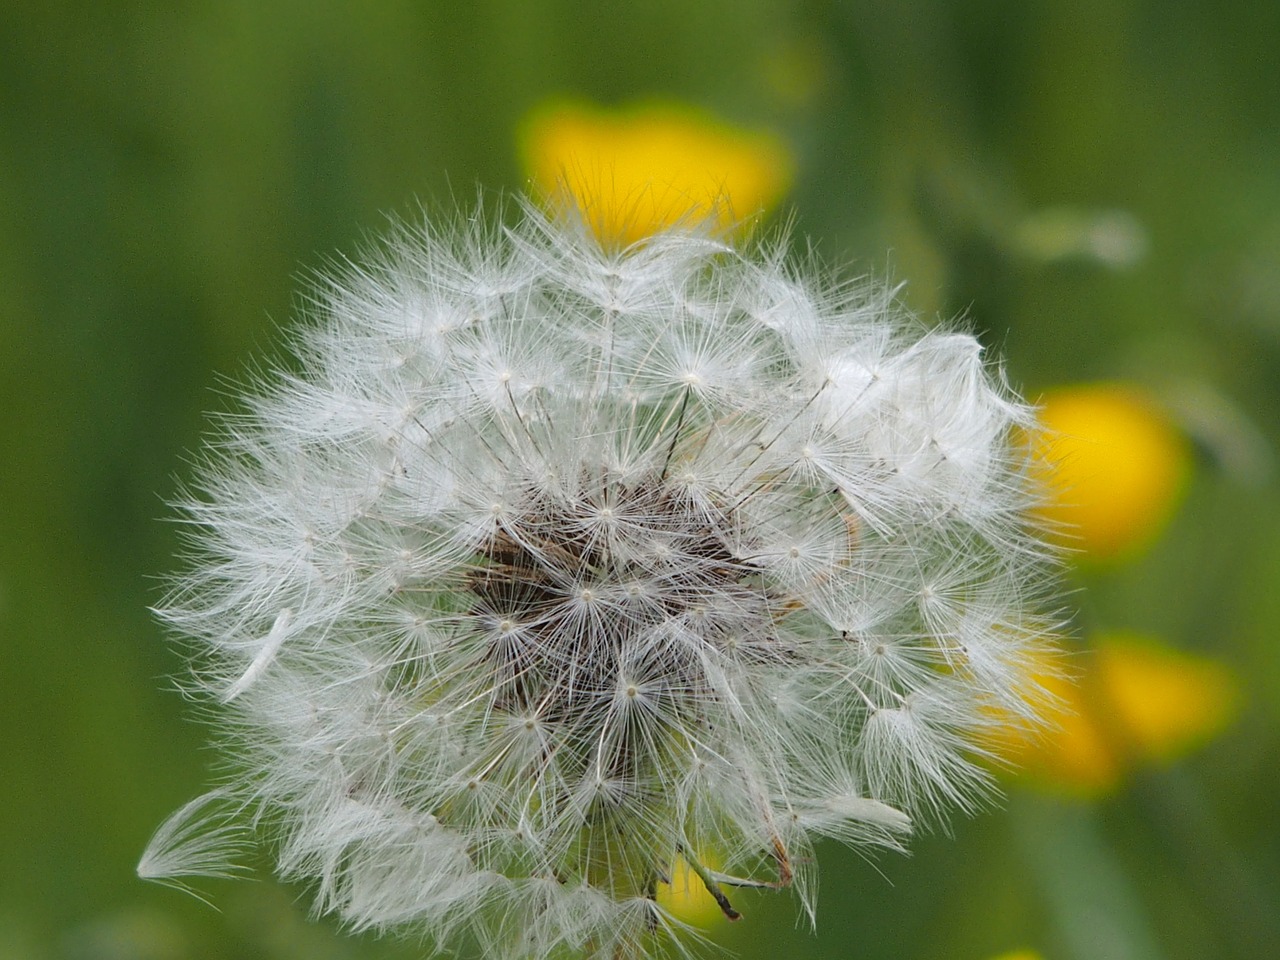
{"left": 2, "top": 2, "right": 1278, "bottom": 958}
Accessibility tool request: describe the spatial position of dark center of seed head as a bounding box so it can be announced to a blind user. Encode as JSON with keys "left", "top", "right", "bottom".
{"left": 467, "top": 472, "right": 772, "bottom": 717}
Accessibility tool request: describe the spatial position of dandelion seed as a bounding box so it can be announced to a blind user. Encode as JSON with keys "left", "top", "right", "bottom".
{"left": 141, "top": 197, "right": 1061, "bottom": 958}
{"left": 137, "top": 790, "right": 250, "bottom": 903}
{"left": 223, "top": 607, "right": 292, "bottom": 702}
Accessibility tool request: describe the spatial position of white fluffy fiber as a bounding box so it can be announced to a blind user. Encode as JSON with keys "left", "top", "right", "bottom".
{"left": 141, "top": 199, "right": 1059, "bottom": 959}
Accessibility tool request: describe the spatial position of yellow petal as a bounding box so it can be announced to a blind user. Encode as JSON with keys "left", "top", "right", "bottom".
{"left": 988, "top": 951, "right": 1046, "bottom": 960}
{"left": 1093, "top": 633, "right": 1239, "bottom": 763}
{"left": 519, "top": 99, "right": 793, "bottom": 247}
{"left": 1030, "top": 383, "right": 1191, "bottom": 562}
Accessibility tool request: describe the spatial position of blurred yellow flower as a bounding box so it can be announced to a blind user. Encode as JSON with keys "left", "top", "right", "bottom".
{"left": 1030, "top": 383, "right": 1191, "bottom": 562}
{"left": 519, "top": 99, "right": 794, "bottom": 247}
{"left": 654, "top": 851, "right": 732, "bottom": 927}
{"left": 1005, "top": 633, "right": 1239, "bottom": 796}
{"left": 988, "top": 951, "right": 1045, "bottom": 960}
{"left": 1093, "top": 634, "right": 1239, "bottom": 763}
{"left": 996, "top": 653, "right": 1120, "bottom": 795}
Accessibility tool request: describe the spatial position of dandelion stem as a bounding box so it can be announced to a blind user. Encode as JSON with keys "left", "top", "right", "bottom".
{"left": 677, "top": 843, "right": 742, "bottom": 921}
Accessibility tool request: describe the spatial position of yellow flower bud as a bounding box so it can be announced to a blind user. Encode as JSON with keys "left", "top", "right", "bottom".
{"left": 519, "top": 99, "right": 793, "bottom": 246}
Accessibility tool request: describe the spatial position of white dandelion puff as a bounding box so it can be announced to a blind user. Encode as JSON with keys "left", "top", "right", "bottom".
{"left": 140, "top": 197, "right": 1061, "bottom": 958}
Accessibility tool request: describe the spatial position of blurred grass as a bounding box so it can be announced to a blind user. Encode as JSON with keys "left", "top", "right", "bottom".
{"left": 3, "top": 2, "right": 1279, "bottom": 959}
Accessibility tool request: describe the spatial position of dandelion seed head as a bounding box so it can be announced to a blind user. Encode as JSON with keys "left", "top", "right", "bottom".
{"left": 142, "top": 197, "right": 1060, "bottom": 958}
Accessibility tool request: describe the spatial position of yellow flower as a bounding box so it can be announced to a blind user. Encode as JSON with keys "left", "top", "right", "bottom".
{"left": 519, "top": 99, "right": 793, "bottom": 246}
{"left": 1005, "top": 633, "right": 1239, "bottom": 796}
{"left": 1030, "top": 383, "right": 1191, "bottom": 562}
{"left": 654, "top": 851, "right": 733, "bottom": 927}
{"left": 1092, "top": 634, "right": 1239, "bottom": 763}
{"left": 999, "top": 655, "right": 1121, "bottom": 795}
{"left": 988, "top": 951, "right": 1045, "bottom": 960}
